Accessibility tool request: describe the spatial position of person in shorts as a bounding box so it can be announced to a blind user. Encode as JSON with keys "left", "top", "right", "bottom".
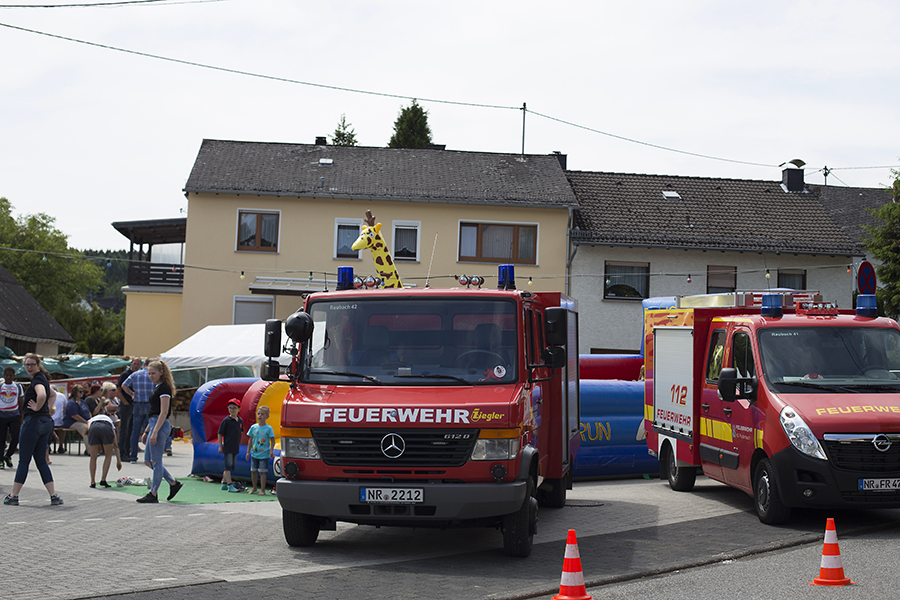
{"left": 246, "top": 405, "right": 275, "bottom": 496}
{"left": 87, "top": 402, "right": 122, "bottom": 488}
{"left": 217, "top": 399, "right": 243, "bottom": 493}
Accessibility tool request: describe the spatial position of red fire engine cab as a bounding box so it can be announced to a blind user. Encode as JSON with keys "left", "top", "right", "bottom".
{"left": 263, "top": 265, "right": 580, "bottom": 556}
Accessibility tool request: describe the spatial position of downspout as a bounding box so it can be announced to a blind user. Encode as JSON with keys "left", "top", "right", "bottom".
{"left": 566, "top": 207, "right": 578, "bottom": 296}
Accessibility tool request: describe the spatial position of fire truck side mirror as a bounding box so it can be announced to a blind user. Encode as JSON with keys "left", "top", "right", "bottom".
{"left": 717, "top": 367, "right": 758, "bottom": 403}
{"left": 262, "top": 359, "right": 281, "bottom": 382}
{"left": 542, "top": 346, "right": 566, "bottom": 369}
{"left": 544, "top": 307, "right": 567, "bottom": 347}
{"left": 264, "top": 319, "right": 283, "bottom": 358}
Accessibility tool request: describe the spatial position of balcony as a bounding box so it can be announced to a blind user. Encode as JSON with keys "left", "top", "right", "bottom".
{"left": 127, "top": 262, "right": 184, "bottom": 288}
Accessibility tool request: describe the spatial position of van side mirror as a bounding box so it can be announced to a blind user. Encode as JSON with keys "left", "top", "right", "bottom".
{"left": 542, "top": 346, "right": 566, "bottom": 369}
{"left": 718, "top": 367, "right": 758, "bottom": 403}
{"left": 262, "top": 360, "right": 281, "bottom": 382}
{"left": 544, "top": 307, "right": 567, "bottom": 347}
{"left": 264, "top": 319, "right": 282, "bottom": 358}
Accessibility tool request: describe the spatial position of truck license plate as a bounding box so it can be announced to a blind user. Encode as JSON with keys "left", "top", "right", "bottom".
{"left": 859, "top": 478, "right": 900, "bottom": 491}
{"left": 360, "top": 487, "right": 424, "bottom": 504}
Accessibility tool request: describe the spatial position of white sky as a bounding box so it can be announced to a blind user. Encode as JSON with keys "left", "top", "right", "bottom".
{"left": 1, "top": 0, "right": 898, "bottom": 252}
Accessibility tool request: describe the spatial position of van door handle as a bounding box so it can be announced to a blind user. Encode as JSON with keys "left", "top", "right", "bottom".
{"left": 723, "top": 407, "right": 732, "bottom": 417}
{"left": 701, "top": 403, "right": 710, "bottom": 412}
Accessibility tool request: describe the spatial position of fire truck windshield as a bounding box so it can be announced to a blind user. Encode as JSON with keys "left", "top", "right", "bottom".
{"left": 301, "top": 298, "right": 518, "bottom": 385}
{"left": 758, "top": 326, "right": 900, "bottom": 391}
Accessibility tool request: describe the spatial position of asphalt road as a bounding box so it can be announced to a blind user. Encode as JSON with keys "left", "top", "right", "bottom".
{"left": 3, "top": 441, "right": 899, "bottom": 600}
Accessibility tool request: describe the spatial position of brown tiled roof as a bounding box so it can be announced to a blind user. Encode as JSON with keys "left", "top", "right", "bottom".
{"left": 0, "top": 264, "right": 74, "bottom": 346}
{"left": 184, "top": 140, "right": 578, "bottom": 208}
{"left": 566, "top": 170, "right": 863, "bottom": 255}
{"left": 808, "top": 184, "right": 892, "bottom": 249}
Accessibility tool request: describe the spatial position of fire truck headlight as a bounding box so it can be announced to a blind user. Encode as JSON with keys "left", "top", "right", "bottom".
{"left": 471, "top": 438, "right": 519, "bottom": 461}
{"left": 780, "top": 407, "right": 827, "bottom": 460}
{"left": 282, "top": 436, "right": 320, "bottom": 460}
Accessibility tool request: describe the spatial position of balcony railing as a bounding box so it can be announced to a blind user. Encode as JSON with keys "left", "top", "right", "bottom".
{"left": 127, "top": 262, "right": 184, "bottom": 288}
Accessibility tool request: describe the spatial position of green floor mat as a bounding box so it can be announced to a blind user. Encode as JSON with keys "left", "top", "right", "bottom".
{"left": 112, "top": 477, "right": 278, "bottom": 504}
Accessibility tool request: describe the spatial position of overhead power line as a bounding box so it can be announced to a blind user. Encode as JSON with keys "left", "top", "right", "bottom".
{"left": 0, "top": 0, "right": 224, "bottom": 7}
{"left": 0, "top": 21, "right": 895, "bottom": 174}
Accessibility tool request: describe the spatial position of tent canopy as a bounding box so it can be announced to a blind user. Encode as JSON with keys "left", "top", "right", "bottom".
{"left": 160, "top": 323, "right": 291, "bottom": 372}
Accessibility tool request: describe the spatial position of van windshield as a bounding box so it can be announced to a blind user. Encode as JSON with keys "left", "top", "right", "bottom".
{"left": 758, "top": 326, "right": 900, "bottom": 392}
{"left": 301, "top": 298, "right": 518, "bottom": 385}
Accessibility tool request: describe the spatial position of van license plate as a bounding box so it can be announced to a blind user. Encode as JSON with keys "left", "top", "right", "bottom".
{"left": 858, "top": 478, "right": 900, "bottom": 491}
{"left": 360, "top": 487, "right": 424, "bottom": 504}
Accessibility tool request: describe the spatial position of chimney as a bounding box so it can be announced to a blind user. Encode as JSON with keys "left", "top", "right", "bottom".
{"left": 315, "top": 136, "right": 327, "bottom": 146}
{"left": 780, "top": 158, "right": 806, "bottom": 192}
{"left": 551, "top": 151, "right": 567, "bottom": 170}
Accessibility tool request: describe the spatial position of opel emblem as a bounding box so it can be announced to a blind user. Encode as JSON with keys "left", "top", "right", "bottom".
{"left": 381, "top": 433, "right": 405, "bottom": 459}
{"left": 873, "top": 434, "right": 892, "bottom": 453}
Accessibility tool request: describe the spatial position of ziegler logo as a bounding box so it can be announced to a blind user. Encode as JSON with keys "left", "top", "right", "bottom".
{"left": 471, "top": 409, "right": 503, "bottom": 422}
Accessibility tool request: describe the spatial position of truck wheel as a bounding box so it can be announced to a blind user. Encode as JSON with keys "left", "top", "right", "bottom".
{"left": 753, "top": 458, "right": 791, "bottom": 524}
{"left": 283, "top": 509, "right": 320, "bottom": 547}
{"left": 666, "top": 445, "right": 696, "bottom": 492}
{"left": 502, "top": 480, "right": 538, "bottom": 557}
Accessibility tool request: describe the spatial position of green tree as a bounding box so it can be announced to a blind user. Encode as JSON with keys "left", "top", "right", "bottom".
{"left": 0, "top": 197, "right": 126, "bottom": 353}
{"left": 863, "top": 167, "right": 900, "bottom": 318}
{"left": 387, "top": 99, "right": 433, "bottom": 149}
{"left": 331, "top": 113, "right": 358, "bottom": 147}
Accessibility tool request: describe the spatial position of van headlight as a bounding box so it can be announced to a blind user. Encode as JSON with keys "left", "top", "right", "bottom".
{"left": 282, "top": 434, "right": 320, "bottom": 460}
{"left": 471, "top": 438, "right": 519, "bottom": 461}
{"left": 780, "top": 407, "right": 826, "bottom": 460}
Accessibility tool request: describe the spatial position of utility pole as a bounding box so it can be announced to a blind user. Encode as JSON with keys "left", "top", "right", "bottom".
{"left": 521, "top": 102, "right": 526, "bottom": 158}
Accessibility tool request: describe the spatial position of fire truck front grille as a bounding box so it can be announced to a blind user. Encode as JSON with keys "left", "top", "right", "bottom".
{"left": 312, "top": 428, "right": 478, "bottom": 467}
{"left": 823, "top": 434, "right": 900, "bottom": 473}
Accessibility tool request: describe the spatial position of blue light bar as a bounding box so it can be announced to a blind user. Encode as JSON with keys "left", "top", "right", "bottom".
{"left": 761, "top": 294, "right": 783, "bottom": 318}
{"left": 856, "top": 294, "right": 878, "bottom": 318}
{"left": 498, "top": 264, "right": 516, "bottom": 290}
{"left": 336, "top": 266, "right": 354, "bottom": 290}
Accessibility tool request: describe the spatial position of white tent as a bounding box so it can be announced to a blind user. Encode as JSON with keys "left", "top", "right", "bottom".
{"left": 160, "top": 323, "right": 291, "bottom": 375}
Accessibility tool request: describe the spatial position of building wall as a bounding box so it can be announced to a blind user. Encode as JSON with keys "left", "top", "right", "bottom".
{"left": 571, "top": 245, "right": 856, "bottom": 354}
{"left": 181, "top": 192, "right": 571, "bottom": 339}
{"left": 123, "top": 290, "right": 183, "bottom": 357}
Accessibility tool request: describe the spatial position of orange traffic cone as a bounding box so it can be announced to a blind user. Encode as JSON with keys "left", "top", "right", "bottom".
{"left": 810, "top": 518, "right": 855, "bottom": 586}
{"left": 553, "top": 529, "right": 593, "bottom": 600}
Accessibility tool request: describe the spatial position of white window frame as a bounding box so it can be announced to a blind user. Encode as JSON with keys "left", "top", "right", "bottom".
{"left": 604, "top": 261, "right": 650, "bottom": 300}
{"left": 233, "top": 295, "right": 274, "bottom": 325}
{"left": 334, "top": 218, "right": 363, "bottom": 260}
{"left": 235, "top": 208, "right": 281, "bottom": 253}
{"left": 392, "top": 220, "right": 421, "bottom": 262}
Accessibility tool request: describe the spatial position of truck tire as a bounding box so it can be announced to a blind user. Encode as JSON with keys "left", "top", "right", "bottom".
{"left": 666, "top": 444, "right": 696, "bottom": 492}
{"left": 283, "top": 509, "right": 320, "bottom": 547}
{"left": 753, "top": 458, "right": 791, "bottom": 524}
{"left": 502, "top": 480, "right": 538, "bottom": 557}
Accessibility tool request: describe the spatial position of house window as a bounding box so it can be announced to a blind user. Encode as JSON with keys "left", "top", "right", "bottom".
{"left": 778, "top": 269, "right": 806, "bottom": 290}
{"left": 707, "top": 265, "right": 737, "bottom": 294}
{"left": 604, "top": 261, "right": 649, "bottom": 300}
{"left": 233, "top": 295, "right": 274, "bottom": 325}
{"left": 335, "top": 218, "right": 362, "bottom": 259}
{"left": 392, "top": 220, "right": 420, "bottom": 262}
{"left": 458, "top": 222, "right": 537, "bottom": 264}
{"left": 237, "top": 210, "right": 279, "bottom": 252}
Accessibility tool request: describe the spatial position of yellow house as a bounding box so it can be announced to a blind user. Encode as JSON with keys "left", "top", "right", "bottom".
{"left": 144, "top": 140, "right": 578, "bottom": 347}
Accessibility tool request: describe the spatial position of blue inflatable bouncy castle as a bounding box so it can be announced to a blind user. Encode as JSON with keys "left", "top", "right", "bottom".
{"left": 572, "top": 297, "right": 678, "bottom": 479}
{"left": 190, "top": 377, "right": 287, "bottom": 483}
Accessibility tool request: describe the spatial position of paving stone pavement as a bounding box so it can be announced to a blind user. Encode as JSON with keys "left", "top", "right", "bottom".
{"left": 4, "top": 440, "right": 898, "bottom": 600}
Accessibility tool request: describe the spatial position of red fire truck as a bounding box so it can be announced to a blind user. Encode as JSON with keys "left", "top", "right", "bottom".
{"left": 644, "top": 291, "right": 900, "bottom": 524}
{"left": 263, "top": 265, "right": 580, "bottom": 556}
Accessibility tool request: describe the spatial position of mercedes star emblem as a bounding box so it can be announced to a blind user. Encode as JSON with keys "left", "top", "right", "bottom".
{"left": 381, "top": 433, "right": 405, "bottom": 459}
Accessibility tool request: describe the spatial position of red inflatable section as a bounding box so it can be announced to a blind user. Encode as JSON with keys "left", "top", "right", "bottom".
{"left": 238, "top": 379, "right": 272, "bottom": 444}
{"left": 201, "top": 379, "right": 255, "bottom": 443}
{"left": 579, "top": 354, "right": 643, "bottom": 381}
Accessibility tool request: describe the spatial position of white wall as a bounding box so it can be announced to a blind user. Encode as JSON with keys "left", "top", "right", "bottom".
{"left": 571, "top": 245, "right": 857, "bottom": 354}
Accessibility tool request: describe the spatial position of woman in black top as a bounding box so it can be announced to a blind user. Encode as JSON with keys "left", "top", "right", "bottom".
{"left": 4, "top": 354, "right": 63, "bottom": 506}
{"left": 136, "top": 360, "right": 182, "bottom": 503}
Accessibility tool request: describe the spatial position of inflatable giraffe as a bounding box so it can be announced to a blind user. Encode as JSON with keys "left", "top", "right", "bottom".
{"left": 351, "top": 210, "right": 403, "bottom": 288}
